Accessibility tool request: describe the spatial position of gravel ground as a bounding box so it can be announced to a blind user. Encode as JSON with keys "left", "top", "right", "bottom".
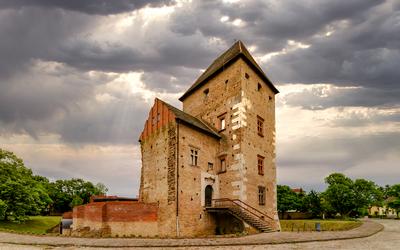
{"left": 0, "top": 219, "right": 396, "bottom": 249}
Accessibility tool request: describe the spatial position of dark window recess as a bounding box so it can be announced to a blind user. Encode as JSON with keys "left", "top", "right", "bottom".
{"left": 269, "top": 96, "right": 272, "bottom": 101}
{"left": 190, "top": 149, "right": 198, "bottom": 166}
{"left": 203, "top": 88, "right": 209, "bottom": 97}
{"left": 257, "top": 155, "right": 264, "bottom": 175}
{"left": 208, "top": 162, "right": 214, "bottom": 171}
{"left": 258, "top": 186, "right": 266, "bottom": 205}
{"left": 257, "top": 83, "right": 262, "bottom": 91}
{"left": 219, "top": 157, "right": 227, "bottom": 173}
{"left": 257, "top": 116, "right": 264, "bottom": 136}
{"left": 245, "top": 73, "right": 250, "bottom": 79}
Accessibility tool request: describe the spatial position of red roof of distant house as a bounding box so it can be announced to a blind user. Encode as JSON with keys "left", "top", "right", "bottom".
{"left": 292, "top": 188, "right": 304, "bottom": 194}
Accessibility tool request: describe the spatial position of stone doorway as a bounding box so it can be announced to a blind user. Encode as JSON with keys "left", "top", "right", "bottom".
{"left": 205, "top": 185, "right": 213, "bottom": 207}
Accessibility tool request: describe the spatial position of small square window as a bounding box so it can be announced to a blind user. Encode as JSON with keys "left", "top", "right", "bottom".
{"left": 258, "top": 186, "right": 266, "bottom": 205}
{"left": 203, "top": 88, "right": 209, "bottom": 97}
{"left": 257, "top": 116, "right": 264, "bottom": 137}
{"left": 245, "top": 73, "right": 250, "bottom": 79}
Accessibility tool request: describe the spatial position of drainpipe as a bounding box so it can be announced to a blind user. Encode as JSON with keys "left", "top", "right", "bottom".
{"left": 176, "top": 120, "right": 180, "bottom": 237}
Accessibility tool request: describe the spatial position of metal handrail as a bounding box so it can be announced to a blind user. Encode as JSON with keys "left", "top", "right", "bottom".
{"left": 211, "top": 198, "right": 273, "bottom": 221}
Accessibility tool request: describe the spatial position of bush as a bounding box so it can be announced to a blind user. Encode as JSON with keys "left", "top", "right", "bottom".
{"left": 0, "top": 200, "right": 7, "bottom": 220}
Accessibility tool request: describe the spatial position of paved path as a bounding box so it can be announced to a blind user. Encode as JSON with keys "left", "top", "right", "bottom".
{"left": 0, "top": 219, "right": 390, "bottom": 249}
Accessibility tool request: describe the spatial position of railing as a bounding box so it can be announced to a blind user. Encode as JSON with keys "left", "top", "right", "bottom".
{"left": 211, "top": 198, "right": 274, "bottom": 221}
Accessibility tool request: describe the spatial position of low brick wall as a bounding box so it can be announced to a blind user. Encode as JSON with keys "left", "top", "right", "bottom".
{"left": 71, "top": 201, "right": 158, "bottom": 237}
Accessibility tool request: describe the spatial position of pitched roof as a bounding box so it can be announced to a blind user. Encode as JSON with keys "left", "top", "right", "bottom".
{"left": 179, "top": 40, "right": 279, "bottom": 101}
{"left": 159, "top": 99, "right": 221, "bottom": 139}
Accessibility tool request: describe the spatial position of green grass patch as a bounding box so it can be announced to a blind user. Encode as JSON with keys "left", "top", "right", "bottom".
{"left": 0, "top": 216, "right": 61, "bottom": 235}
{"left": 280, "top": 219, "right": 362, "bottom": 232}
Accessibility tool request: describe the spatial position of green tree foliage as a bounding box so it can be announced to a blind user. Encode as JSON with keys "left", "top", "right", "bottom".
{"left": 323, "top": 173, "right": 381, "bottom": 217}
{"left": 0, "top": 199, "right": 7, "bottom": 220}
{"left": 302, "top": 190, "right": 323, "bottom": 217}
{"left": 0, "top": 149, "right": 52, "bottom": 222}
{"left": 323, "top": 173, "right": 354, "bottom": 216}
{"left": 0, "top": 148, "right": 109, "bottom": 220}
{"left": 277, "top": 185, "right": 301, "bottom": 217}
{"left": 48, "top": 178, "right": 108, "bottom": 213}
{"left": 387, "top": 184, "right": 400, "bottom": 217}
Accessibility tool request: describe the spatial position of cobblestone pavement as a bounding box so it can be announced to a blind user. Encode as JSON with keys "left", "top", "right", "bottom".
{"left": 0, "top": 219, "right": 391, "bottom": 249}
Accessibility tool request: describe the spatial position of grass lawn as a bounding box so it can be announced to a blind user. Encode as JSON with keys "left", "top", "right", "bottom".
{"left": 0, "top": 216, "right": 61, "bottom": 235}
{"left": 280, "top": 219, "right": 362, "bottom": 232}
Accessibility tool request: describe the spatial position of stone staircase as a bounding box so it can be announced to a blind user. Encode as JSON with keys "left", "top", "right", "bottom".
{"left": 206, "top": 198, "right": 274, "bottom": 233}
{"left": 228, "top": 206, "right": 273, "bottom": 232}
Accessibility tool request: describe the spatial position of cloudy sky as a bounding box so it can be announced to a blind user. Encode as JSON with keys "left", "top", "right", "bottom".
{"left": 1, "top": 0, "right": 399, "bottom": 196}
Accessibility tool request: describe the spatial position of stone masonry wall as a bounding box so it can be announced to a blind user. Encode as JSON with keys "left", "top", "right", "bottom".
{"left": 181, "top": 58, "right": 245, "bottom": 202}
{"left": 177, "top": 124, "right": 220, "bottom": 237}
{"left": 140, "top": 123, "right": 177, "bottom": 237}
{"left": 182, "top": 57, "right": 279, "bottom": 231}
{"left": 239, "top": 59, "right": 280, "bottom": 230}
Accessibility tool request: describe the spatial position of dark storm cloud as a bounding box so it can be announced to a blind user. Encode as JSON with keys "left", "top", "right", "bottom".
{"left": 167, "top": 0, "right": 399, "bottom": 109}
{"left": 264, "top": 0, "right": 400, "bottom": 92}
{"left": 277, "top": 131, "right": 400, "bottom": 169}
{"left": 53, "top": 36, "right": 217, "bottom": 76}
{"left": 58, "top": 96, "right": 149, "bottom": 144}
{"left": 283, "top": 86, "right": 400, "bottom": 109}
{"left": 0, "top": 0, "right": 399, "bottom": 145}
{"left": 0, "top": 7, "right": 95, "bottom": 79}
{"left": 0, "top": 0, "right": 174, "bottom": 15}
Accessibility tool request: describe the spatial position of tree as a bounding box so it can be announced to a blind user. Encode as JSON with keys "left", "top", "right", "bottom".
{"left": 0, "top": 199, "right": 6, "bottom": 220}
{"left": 387, "top": 184, "right": 400, "bottom": 218}
{"left": 48, "top": 178, "right": 108, "bottom": 213}
{"left": 352, "top": 179, "right": 382, "bottom": 215}
{"left": 323, "top": 173, "right": 381, "bottom": 217}
{"left": 277, "top": 185, "right": 301, "bottom": 218}
{"left": 0, "top": 148, "right": 52, "bottom": 222}
{"left": 302, "top": 190, "right": 323, "bottom": 217}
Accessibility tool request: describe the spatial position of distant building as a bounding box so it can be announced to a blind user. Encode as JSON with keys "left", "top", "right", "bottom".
{"left": 369, "top": 197, "right": 398, "bottom": 218}
{"left": 291, "top": 188, "right": 305, "bottom": 195}
{"left": 70, "top": 40, "right": 280, "bottom": 237}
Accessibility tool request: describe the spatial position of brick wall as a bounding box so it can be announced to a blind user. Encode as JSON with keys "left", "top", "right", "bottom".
{"left": 71, "top": 201, "right": 158, "bottom": 237}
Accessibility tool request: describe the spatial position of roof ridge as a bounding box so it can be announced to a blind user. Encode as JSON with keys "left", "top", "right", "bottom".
{"left": 156, "top": 98, "right": 220, "bottom": 138}
{"left": 179, "top": 40, "right": 278, "bottom": 101}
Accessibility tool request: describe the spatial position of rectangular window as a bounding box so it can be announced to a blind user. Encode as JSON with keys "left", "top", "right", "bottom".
{"left": 208, "top": 162, "right": 213, "bottom": 171}
{"left": 190, "top": 149, "right": 198, "bottom": 166}
{"left": 257, "top": 155, "right": 264, "bottom": 175}
{"left": 220, "top": 117, "right": 226, "bottom": 130}
{"left": 219, "top": 157, "right": 227, "bottom": 173}
{"left": 257, "top": 116, "right": 264, "bottom": 136}
{"left": 258, "top": 186, "right": 266, "bottom": 205}
{"left": 218, "top": 113, "right": 227, "bottom": 131}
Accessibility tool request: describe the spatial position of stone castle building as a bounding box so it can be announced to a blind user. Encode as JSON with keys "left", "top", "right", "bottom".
{"left": 70, "top": 40, "right": 280, "bottom": 237}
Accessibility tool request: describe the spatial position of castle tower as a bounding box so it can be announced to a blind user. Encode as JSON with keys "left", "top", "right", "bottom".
{"left": 139, "top": 41, "right": 280, "bottom": 237}
{"left": 180, "top": 40, "right": 279, "bottom": 220}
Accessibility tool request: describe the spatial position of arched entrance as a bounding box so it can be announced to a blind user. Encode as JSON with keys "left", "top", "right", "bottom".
{"left": 205, "top": 185, "right": 213, "bottom": 207}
